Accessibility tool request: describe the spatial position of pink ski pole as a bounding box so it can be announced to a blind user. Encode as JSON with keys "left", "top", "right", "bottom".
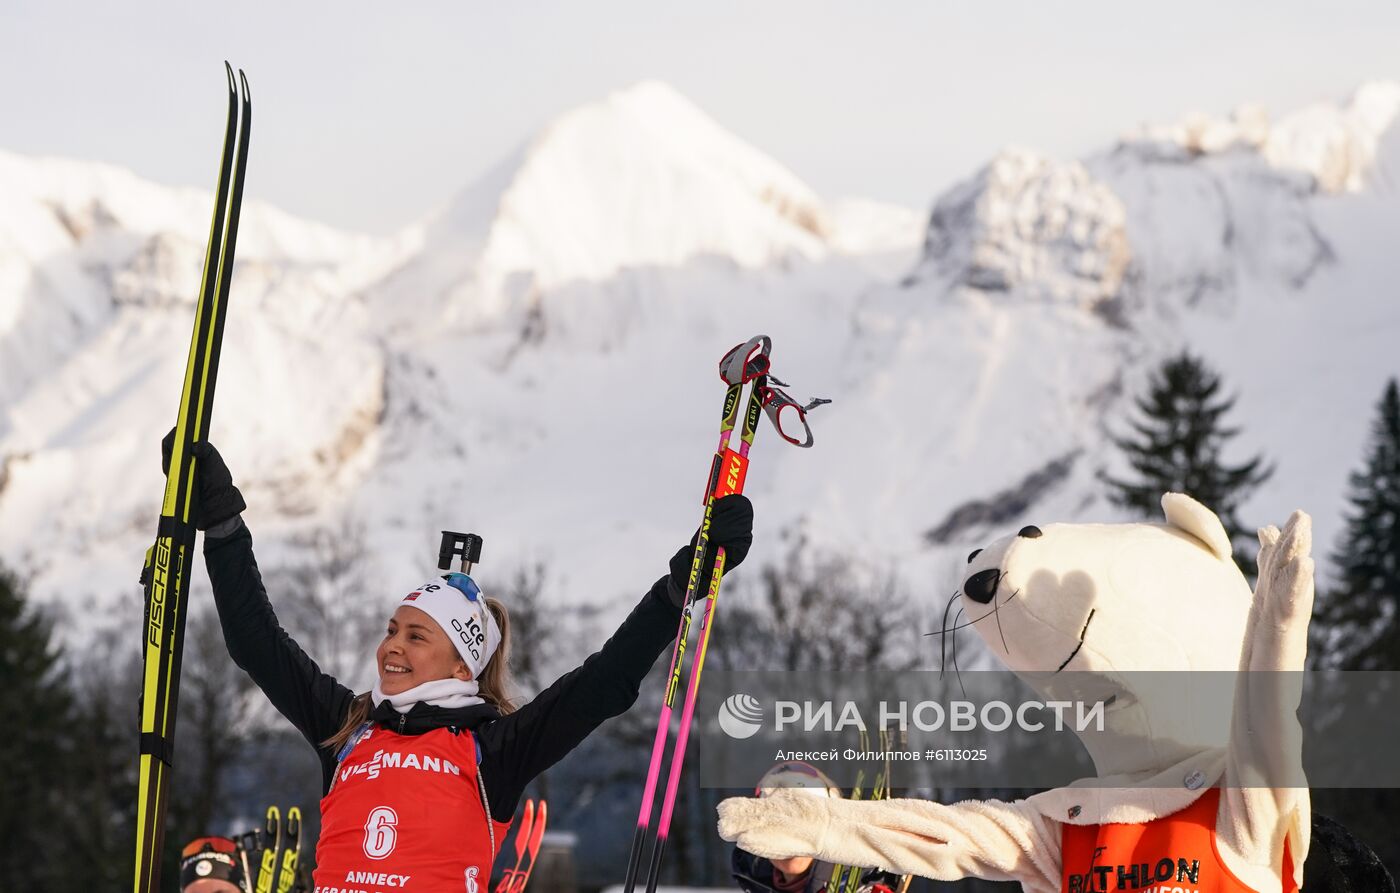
{"left": 621, "top": 336, "right": 770, "bottom": 893}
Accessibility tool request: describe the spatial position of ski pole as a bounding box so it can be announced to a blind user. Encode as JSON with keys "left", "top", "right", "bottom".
{"left": 235, "top": 830, "right": 259, "bottom": 893}
{"left": 840, "top": 730, "right": 893, "bottom": 893}
{"left": 643, "top": 370, "right": 768, "bottom": 893}
{"left": 621, "top": 337, "right": 771, "bottom": 893}
{"left": 827, "top": 729, "right": 870, "bottom": 893}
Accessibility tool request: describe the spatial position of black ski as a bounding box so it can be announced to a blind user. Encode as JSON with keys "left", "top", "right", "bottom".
{"left": 276, "top": 807, "right": 303, "bottom": 893}
{"left": 256, "top": 806, "right": 282, "bottom": 893}
{"left": 133, "top": 61, "right": 251, "bottom": 893}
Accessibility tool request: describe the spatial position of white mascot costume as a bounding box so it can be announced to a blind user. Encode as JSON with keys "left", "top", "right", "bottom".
{"left": 718, "top": 493, "right": 1314, "bottom": 893}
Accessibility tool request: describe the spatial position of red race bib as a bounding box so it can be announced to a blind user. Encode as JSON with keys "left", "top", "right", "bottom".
{"left": 315, "top": 726, "right": 510, "bottom": 893}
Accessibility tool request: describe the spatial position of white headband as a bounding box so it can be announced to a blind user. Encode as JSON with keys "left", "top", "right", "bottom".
{"left": 399, "top": 574, "right": 502, "bottom": 679}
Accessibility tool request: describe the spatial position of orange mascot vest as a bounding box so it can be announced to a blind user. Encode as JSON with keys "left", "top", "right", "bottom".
{"left": 1060, "top": 788, "right": 1297, "bottom": 893}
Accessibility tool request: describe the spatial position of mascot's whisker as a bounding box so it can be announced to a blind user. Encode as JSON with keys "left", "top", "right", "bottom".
{"left": 926, "top": 589, "right": 1019, "bottom": 638}
{"left": 950, "top": 606, "right": 968, "bottom": 699}
{"left": 937, "top": 591, "right": 962, "bottom": 676}
{"left": 990, "top": 585, "right": 1012, "bottom": 654}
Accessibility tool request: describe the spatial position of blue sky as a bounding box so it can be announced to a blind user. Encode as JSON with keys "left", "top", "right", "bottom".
{"left": 3, "top": 1, "right": 1397, "bottom": 234}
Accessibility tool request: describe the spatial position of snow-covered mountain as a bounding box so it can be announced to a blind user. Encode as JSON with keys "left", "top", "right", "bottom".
{"left": 2, "top": 80, "right": 1397, "bottom": 668}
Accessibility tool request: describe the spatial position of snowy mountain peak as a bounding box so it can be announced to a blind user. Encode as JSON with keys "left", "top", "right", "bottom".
{"left": 428, "top": 80, "right": 833, "bottom": 297}
{"left": 596, "top": 80, "right": 731, "bottom": 136}
{"left": 1266, "top": 80, "right": 1400, "bottom": 192}
{"left": 916, "top": 148, "right": 1130, "bottom": 311}
{"left": 912, "top": 84, "right": 1400, "bottom": 323}
{"left": 1125, "top": 80, "right": 1400, "bottom": 193}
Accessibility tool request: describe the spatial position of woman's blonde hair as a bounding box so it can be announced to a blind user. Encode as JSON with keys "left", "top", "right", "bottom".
{"left": 324, "top": 596, "right": 516, "bottom": 752}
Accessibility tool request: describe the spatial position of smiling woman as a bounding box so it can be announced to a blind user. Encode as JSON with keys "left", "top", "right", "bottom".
{"left": 378, "top": 604, "right": 483, "bottom": 693}
{"left": 172, "top": 435, "right": 755, "bottom": 891}
{"left": 320, "top": 576, "right": 516, "bottom": 753}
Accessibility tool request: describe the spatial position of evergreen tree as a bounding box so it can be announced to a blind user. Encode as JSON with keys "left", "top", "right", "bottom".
{"left": 1105, "top": 351, "right": 1272, "bottom": 558}
{"left": 1312, "top": 378, "right": 1400, "bottom": 670}
{"left": 59, "top": 620, "right": 140, "bottom": 889}
{"left": 0, "top": 564, "right": 78, "bottom": 888}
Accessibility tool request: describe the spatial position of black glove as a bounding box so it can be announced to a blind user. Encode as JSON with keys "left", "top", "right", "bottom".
{"left": 667, "top": 494, "right": 754, "bottom": 607}
{"left": 160, "top": 428, "right": 247, "bottom": 531}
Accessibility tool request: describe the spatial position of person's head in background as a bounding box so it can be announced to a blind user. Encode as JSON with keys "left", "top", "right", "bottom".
{"left": 180, "top": 837, "right": 246, "bottom": 893}
{"left": 754, "top": 761, "right": 843, "bottom": 880}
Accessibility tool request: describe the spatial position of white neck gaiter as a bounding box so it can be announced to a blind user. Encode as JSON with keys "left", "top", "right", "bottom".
{"left": 370, "top": 677, "right": 484, "bottom": 714}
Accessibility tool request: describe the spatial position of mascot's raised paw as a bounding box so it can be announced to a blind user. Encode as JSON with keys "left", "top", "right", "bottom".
{"left": 717, "top": 790, "right": 832, "bottom": 861}
{"left": 1254, "top": 511, "right": 1314, "bottom": 636}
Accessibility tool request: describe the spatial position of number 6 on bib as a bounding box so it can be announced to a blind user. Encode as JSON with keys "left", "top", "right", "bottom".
{"left": 363, "top": 806, "right": 399, "bottom": 860}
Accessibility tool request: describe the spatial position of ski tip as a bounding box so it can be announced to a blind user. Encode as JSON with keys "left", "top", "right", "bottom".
{"left": 530, "top": 801, "right": 548, "bottom": 843}
{"left": 224, "top": 61, "right": 236, "bottom": 90}
{"left": 513, "top": 800, "right": 535, "bottom": 857}
{"left": 239, "top": 69, "right": 251, "bottom": 104}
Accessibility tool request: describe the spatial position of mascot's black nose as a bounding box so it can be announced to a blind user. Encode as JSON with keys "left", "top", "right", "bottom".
{"left": 964, "top": 568, "right": 1001, "bottom": 604}
{"left": 1018, "top": 525, "right": 1043, "bottom": 538}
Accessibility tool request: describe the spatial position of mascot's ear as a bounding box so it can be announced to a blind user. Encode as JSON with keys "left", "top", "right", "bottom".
{"left": 1161, "top": 492, "right": 1233, "bottom": 560}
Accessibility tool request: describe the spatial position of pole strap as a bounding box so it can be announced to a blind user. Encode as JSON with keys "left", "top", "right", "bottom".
{"left": 757, "top": 378, "right": 831, "bottom": 448}
{"left": 717, "top": 336, "right": 830, "bottom": 447}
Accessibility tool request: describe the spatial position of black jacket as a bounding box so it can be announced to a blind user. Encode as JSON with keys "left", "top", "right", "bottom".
{"left": 732, "top": 847, "right": 900, "bottom": 893}
{"left": 203, "top": 522, "right": 682, "bottom": 823}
